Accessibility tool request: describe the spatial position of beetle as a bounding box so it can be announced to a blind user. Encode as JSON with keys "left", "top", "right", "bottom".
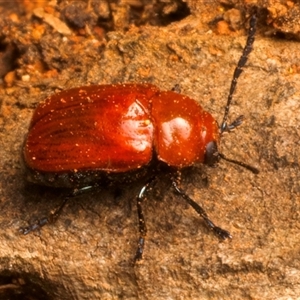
{"left": 21, "top": 14, "right": 258, "bottom": 261}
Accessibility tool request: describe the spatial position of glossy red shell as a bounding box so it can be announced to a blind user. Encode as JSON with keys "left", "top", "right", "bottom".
{"left": 23, "top": 84, "right": 219, "bottom": 173}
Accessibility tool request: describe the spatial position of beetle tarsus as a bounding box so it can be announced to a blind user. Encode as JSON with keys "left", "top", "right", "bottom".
{"left": 19, "top": 217, "right": 49, "bottom": 235}
{"left": 20, "top": 186, "right": 95, "bottom": 235}
{"left": 172, "top": 181, "right": 232, "bottom": 240}
{"left": 134, "top": 238, "right": 145, "bottom": 261}
{"left": 213, "top": 227, "right": 232, "bottom": 240}
{"left": 204, "top": 218, "right": 231, "bottom": 239}
{"left": 19, "top": 191, "right": 74, "bottom": 235}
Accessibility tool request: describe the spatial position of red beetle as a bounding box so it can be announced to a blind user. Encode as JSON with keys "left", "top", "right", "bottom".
{"left": 21, "top": 14, "right": 258, "bottom": 260}
{"left": 23, "top": 84, "right": 219, "bottom": 180}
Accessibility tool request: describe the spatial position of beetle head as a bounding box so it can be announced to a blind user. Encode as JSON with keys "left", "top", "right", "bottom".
{"left": 204, "top": 141, "right": 220, "bottom": 166}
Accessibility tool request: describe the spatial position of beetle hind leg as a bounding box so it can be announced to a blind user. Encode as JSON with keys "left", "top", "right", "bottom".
{"left": 19, "top": 186, "right": 93, "bottom": 235}
{"left": 19, "top": 196, "right": 70, "bottom": 235}
{"left": 172, "top": 181, "right": 232, "bottom": 240}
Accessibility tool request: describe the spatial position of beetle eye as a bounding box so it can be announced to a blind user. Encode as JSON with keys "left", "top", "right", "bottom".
{"left": 204, "top": 141, "right": 220, "bottom": 166}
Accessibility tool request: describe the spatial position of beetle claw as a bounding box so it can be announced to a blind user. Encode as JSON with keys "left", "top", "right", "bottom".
{"left": 134, "top": 237, "right": 145, "bottom": 262}
{"left": 213, "top": 227, "right": 232, "bottom": 240}
{"left": 19, "top": 217, "right": 49, "bottom": 235}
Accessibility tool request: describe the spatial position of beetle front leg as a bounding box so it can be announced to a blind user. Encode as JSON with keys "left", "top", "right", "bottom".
{"left": 171, "top": 181, "right": 232, "bottom": 240}
{"left": 19, "top": 186, "right": 93, "bottom": 235}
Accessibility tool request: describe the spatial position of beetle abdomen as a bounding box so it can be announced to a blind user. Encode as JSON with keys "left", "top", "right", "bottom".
{"left": 24, "top": 84, "right": 158, "bottom": 173}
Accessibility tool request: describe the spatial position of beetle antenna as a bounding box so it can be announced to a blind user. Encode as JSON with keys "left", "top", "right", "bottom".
{"left": 220, "top": 13, "right": 257, "bottom": 133}
{"left": 219, "top": 152, "right": 259, "bottom": 174}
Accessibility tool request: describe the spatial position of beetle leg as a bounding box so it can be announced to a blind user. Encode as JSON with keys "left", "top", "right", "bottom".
{"left": 134, "top": 178, "right": 156, "bottom": 261}
{"left": 171, "top": 181, "right": 232, "bottom": 240}
{"left": 19, "top": 186, "right": 93, "bottom": 235}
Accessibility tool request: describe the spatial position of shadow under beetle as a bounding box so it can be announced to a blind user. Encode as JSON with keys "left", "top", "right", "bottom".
{"left": 20, "top": 14, "right": 258, "bottom": 261}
